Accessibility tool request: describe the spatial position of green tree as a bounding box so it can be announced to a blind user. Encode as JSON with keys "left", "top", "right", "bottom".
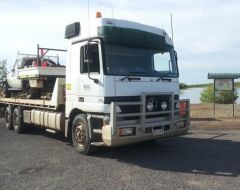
{"left": 200, "top": 85, "right": 239, "bottom": 104}
{"left": 0, "top": 59, "right": 7, "bottom": 83}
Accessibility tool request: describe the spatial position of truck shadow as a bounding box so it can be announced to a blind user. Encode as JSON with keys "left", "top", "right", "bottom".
{"left": 23, "top": 125, "right": 68, "bottom": 142}
{"left": 20, "top": 124, "right": 240, "bottom": 177}
{"left": 92, "top": 133, "right": 240, "bottom": 177}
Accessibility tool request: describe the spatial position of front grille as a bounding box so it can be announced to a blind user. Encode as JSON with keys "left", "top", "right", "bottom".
{"left": 111, "top": 94, "right": 190, "bottom": 137}
{"left": 119, "top": 105, "right": 140, "bottom": 114}
{"left": 104, "top": 96, "right": 140, "bottom": 104}
{"left": 118, "top": 94, "right": 173, "bottom": 115}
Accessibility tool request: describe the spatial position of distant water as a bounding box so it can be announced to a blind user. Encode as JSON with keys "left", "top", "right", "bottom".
{"left": 180, "top": 87, "right": 240, "bottom": 104}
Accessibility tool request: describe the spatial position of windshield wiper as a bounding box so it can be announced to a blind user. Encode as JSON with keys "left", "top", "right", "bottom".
{"left": 120, "top": 75, "right": 141, "bottom": 81}
{"left": 120, "top": 71, "right": 148, "bottom": 81}
{"left": 120, "top": 75, "right": 131, "bottom": 81}
{"left": 156, "top": 73, "right": 172, "bottom": 82}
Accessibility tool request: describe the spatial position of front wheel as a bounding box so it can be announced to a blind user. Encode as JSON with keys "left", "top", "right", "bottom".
{"left": 72, "top": 114, "right": 92, "bottom": 155}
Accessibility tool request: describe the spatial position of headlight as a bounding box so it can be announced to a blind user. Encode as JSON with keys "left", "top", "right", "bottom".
{"left": 146, "top": 98, "right": 157, "bottom": 112}
{"left": 161, "top": 101, "right": 167, "bottom": 110}
{"left": 147, "top": 101, "right": 154, "bottom": 111}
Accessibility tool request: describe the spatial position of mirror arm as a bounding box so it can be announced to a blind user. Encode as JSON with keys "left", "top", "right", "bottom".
{"left": 86, "top": 60, "right": 99, "bottom": 84}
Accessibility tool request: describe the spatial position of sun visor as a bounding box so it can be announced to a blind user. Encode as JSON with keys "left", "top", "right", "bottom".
{"left": 98, "top": 26, "right": 172, "bottom": 50}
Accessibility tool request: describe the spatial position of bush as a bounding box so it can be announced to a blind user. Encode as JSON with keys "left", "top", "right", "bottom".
{"left": 200, "top": 85, "right": 214, "bottom": 103}
{"left": 200, "top": 85, "right": 239, "bottom": 104}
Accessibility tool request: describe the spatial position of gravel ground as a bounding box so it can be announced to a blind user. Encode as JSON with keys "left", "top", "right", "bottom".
{"left": 0, "top": 119, "right": 240, "bottom": 190}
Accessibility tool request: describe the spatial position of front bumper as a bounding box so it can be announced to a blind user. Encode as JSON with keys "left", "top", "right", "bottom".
{"left": 102, "top": 124, "right": 189, "bottom": 147}
{"left": 102, "top": 93, "right": 190, "bottom": 147}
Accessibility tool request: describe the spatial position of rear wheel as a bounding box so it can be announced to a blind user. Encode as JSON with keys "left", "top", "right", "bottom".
{"left": 5, "top": 105, "right": 13, "bottom": 130}
{"left": 72, "top": 114, "right": 92, "bottom": 155}
{"left": 12, "top": 107, "right": 24, "bottom": 133}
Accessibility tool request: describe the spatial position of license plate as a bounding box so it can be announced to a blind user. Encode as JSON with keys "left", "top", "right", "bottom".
{"left": 152, "top": 126, "right": 164, "bottom": 136}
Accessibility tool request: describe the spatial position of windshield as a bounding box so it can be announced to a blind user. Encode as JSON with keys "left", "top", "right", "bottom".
{"left": 104, "top": 44, "right": 178, "bottom": 77}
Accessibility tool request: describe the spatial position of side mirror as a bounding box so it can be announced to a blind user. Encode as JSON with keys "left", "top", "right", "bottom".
{"left": 84, "top": 43, "right": 94, "bottom": 64}
{"left": 84, "top": 43, "right": 99, "bottom": 84}
{"left": 65, "top": 22, "right": 80, "bottom": 39}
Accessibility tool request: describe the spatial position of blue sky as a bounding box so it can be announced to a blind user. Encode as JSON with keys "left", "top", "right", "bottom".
{"left": 0, "top": 0, "right": 240, "bottom": 84}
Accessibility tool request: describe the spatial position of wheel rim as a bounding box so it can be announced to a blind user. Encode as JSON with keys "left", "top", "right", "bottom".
{"left": 75, "top": 123, "right": 86, "bottom": 148}
{"left": 13, "top": 111, "right": 19, "bottom": 129}
{"left": 13, "top": 111, "right": 19, "bottom": 130}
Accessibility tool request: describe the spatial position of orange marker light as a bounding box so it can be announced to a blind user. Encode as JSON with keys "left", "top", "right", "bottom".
{"left": 96, "top": 11, "right": 102, "bottom": 18}
{"left": 179, "top": 102, "right": 186, "bottom": 116}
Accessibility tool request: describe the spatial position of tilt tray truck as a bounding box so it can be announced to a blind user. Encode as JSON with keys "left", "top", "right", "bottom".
{"left": 0, "top": 12, "right": 190, "bottom": 154}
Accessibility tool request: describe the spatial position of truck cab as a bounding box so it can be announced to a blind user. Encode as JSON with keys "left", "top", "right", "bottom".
{"left": 65, "top": 15, "right": 190, "bottom": 153}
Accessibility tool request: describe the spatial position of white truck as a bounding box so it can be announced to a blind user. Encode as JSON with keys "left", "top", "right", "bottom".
{"left": 0, "top": 13, "right": 190, "bottom": 154}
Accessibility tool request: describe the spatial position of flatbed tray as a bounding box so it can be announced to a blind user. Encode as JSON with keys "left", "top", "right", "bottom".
{"left": 0, "top": 97, "right": 56, "bottom": 110}
{"left": 17, "top": 67, "right": 65, "bottom": 79}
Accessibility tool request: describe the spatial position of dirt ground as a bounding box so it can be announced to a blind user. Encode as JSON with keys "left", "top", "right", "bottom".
{"left": 190, "top": 104, "right": 240, "bottom": 130}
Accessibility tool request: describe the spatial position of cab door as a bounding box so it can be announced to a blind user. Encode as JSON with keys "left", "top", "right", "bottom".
{"left": 66, "top": 39, "right": 104, "bottom": 113}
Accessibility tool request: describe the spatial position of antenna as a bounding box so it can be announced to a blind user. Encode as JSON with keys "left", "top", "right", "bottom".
{"left": 111, "top": 5, "right": 115, "bottom": 26}
{"left": 87, "top": 0, "right": 90, "bottom": 41}
{"left": 170, "top": 13, "right": 174, "bottom": 45}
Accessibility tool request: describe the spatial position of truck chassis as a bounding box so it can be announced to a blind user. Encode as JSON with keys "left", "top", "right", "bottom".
{"left": 0, "top": 91, "right": 190, "bottom": 154}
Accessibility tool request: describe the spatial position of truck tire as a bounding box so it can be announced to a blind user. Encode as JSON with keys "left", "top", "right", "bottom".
{"left": 72, "top": 114, "right": 92, "bottom": 155}
{"left": 5, "top": 106, "right": 13, "bottom": 130}
{"left": 12, "top": 107, "right": 24, "bottom": 134}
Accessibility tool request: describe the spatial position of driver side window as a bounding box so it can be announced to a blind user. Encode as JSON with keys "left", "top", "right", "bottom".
{"left": 80, "top": 43, "right": 100, "bottom": 74}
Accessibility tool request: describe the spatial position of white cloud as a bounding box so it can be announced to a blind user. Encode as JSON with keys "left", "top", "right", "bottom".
{"left": 0, "top": 0, "right": 239, "bottom": 84}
